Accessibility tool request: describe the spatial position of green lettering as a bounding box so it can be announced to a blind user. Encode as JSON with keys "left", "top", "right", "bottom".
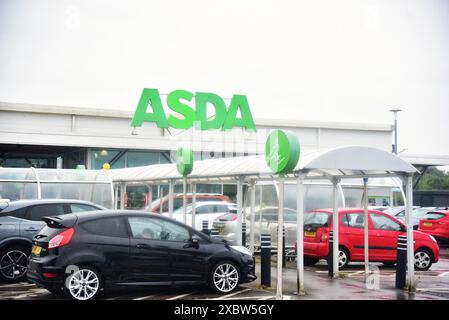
{"left": 195, "top": 92, "right": 227, "bottom": 130}
{"left": 131, "top": 88, "right": 168, "bottom": 128}
{"left": 223, "top": 95, "right": 256, "bottom": 131}
{"left": 167, "top": 90, "right": 195, "bottom": 129}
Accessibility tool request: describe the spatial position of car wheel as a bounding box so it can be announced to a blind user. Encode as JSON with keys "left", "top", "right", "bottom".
{"left": 209, "top": 261, "right": 240, "bottom": 293}
{"left": 0, "top": 245, "right": 30, "bottom": 282}
{"left": 414, "top": 248, "right": 433, "bottom": 271}
{"left": 338, "top": 247, "right": 350, "bottom": 269}
{"left": 304, "top": 256, "right": 319, "bottom": 266}
{"left": 64, "top": 266, "right": 102, "bottom": 300}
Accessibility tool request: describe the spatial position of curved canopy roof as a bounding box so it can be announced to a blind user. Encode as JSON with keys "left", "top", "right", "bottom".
{"left": 108, "top": 146, "right": 418, "bottom": 183}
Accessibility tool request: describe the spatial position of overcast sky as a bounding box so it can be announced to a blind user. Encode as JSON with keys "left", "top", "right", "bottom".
{"left": 1, "top": 0, "right": 448, "bottom": 158}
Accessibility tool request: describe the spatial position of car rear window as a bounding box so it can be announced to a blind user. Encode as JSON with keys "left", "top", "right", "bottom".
{"left": 304, "top": 212, "right": 331, "bottom": 227}
{"left": 422, "top": 212, "right": 447, "bottom": 220}
{"left": 27, "top": 204, "right": 66, "bottom": 221}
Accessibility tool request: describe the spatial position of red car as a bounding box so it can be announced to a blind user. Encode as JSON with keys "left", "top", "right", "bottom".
{"left": 418, "top": 209, "right": 449, "bottom": 244}
{"left": 294, "top": 208, "right": 439, "bottom": 271}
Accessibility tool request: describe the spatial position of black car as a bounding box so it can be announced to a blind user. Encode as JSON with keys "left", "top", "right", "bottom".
{"left": 0, "top": 199, "right": 105, "bottom": 282}
{"left": 27, "top": 210, "right": 256, "bottom": 300}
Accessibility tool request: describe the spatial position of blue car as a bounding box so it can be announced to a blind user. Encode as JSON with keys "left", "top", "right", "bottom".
{"left": 0, "top": 199, "right": 105, "bottom": 282}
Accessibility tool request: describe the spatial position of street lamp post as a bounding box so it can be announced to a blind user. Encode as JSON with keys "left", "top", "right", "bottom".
{"left": 389, "top": 109, "right": 402, "bottom": 154}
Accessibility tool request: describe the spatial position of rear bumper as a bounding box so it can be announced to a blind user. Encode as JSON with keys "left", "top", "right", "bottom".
{"left": 27, "top": 258, "right": 65, "bottom": 290}
{"left": 304, "top": 241, "right": 328, "bottom": 258}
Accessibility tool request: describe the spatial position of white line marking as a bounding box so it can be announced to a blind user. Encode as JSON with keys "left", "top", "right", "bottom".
{"left": 133, "top": 294, "right": 157, "bottom": 300}
{"left": 258, "top": 295, "right": 275, "bottom": 300}
{"left": 210, "top": 288, "right": 252, "bottom": 300}
{"left": 347, "top": 271, "right": 365, "bottom": 277}
{"left": 438, "top": 271, "right": 449, "bottom": 277}
{"left": 166, "top": 292, "right": 194, "bottom": 300}
{"left": 417, "top": 288, "right": 449, "bottom": 292}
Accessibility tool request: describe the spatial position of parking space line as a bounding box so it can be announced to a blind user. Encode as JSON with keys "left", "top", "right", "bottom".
{"left": 417, "top": 287, "right": 449, "bottom": 292}
{"left": 133, "top": 294, "right": 158, "bottom": 300}
{"left": 347, "top": 271, "right": 365, "bottom": 277}
{"left": 438, "top": 271, "right": 449, "bottom": 277}
{"left": 166, "top": 292, "right": 194, "bottom": 300}
{"left": 210, "top": 288, "right": 252, "bottom": 300}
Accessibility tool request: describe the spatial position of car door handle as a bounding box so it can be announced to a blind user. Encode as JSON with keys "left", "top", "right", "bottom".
{"left": 136, "top": 243, "right": 150, "bottom": 249}
{"left": 24, "top": 227, "right": 38, "bottom": 232}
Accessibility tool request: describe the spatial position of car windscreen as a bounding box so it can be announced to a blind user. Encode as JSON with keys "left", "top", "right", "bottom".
{"left": 422, "top": 212, "right": 447, "bottom": 220}
{"left": 304, "top": 212, "right": 331, "bottom": 228}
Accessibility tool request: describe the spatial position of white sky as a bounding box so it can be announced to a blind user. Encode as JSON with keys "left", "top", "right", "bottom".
{"left": 0, "top": 0, "right": 448, "bottom": 158}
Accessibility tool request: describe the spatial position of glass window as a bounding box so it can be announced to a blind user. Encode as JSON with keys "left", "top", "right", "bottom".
{"left": 2, "top": 207, "right": 27, "bottom": 219}
{"left": 126, "top": 151, "right": 160, "bottom": 167}
{"left": 422, "top": 212, "right": 446, "bottom": 221}
{"left": 304, "top": 212, "right": 331, "bottom": 227}
{"left": 128, "top": 217, "right": 190, "bottom": 242}
{"left": 196, "top": 205, "right": 214, "bottom": 214}
{"left": 371, "top": 213, "right": 401, "bottom": 231}
{"left": 90, "top": 149, "right": 125, "bottom": 169}
{"left": 345, "top": 213, "right": 365, "bottom": 228}
{"left": 70, "top": 203, "right": 99, "bottom": 213}
{"left": 27, "top": 204, "right": 66, "bottom": 221}
{"left": 82, "top": 217, "right": 128, "bottom": 238}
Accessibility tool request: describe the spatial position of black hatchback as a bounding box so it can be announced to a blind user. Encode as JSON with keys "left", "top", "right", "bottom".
{"left": 27, "top": 210, "right": 256, "bottom": 300}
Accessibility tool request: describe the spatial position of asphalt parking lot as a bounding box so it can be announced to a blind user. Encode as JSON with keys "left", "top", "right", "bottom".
{"left": 1, "top": 247, "right": 448, "bottom": 300}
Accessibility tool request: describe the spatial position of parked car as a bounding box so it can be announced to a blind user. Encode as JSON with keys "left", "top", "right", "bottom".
{"left": 213, "top": 207, "right": 298, "bottom": 247}
{"left": 0, "top": 199, "right": 105, "bottom": 282}
{"left": 164, "top": 201, "right": 237, "bottom": 231}
{"left": 294, "top": 208, "right": 439, "bottom": 270}
{"left": 27, "top": 210, "right": 256, "bottom": 300}
{"left": 383, "top": 206, "right": 420, "bottom": 216}
{"left": 395, "top": 207, "right": 438, "bottom": 230}
{"left": 418, "top": 209, "right": 449, "bottom": 244}
{"left": 150, "top": 193, "right": 231, "bottom": 213}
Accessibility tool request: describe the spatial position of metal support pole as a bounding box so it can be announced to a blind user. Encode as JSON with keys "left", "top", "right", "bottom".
{"left": 168, "top": 180, "right": 174, "bottom": 218}
{"left": 405, "top": 173, "right": 415, "bottom": 291}
{"left": 363, "top": 177, "right": 369, "bottom": 277}
{"left": 119, "top": 182, "right": 126, "bottom": 210}
{"left": 114, "top": 184, "right": 119, "bottom": 210}
{"left": 236, "top": 177, "right": 243, "bottom": 246}
{"left": 192, "top": 183, "right": 196, "bottom": 229}
{"left": 242, "top": 223, "right": 247, "bottom": 248}
{"left": 148, "top": 185, "right": 152, "bottom": 212}
{"left": 159, "top": 185, "right": 163, "bottom": 214}
{"left": 328, "top": 231, "right": 334, "bottom": 277}
{"left": 250, "top": 181, "right": 256, "bottom": 253}
{"left": 260, "top": 234, "right": 271, "bottom": 287}
{"left": 276, "top": 177, "right": 284, "bottom": 300}
{"left": 182, "top": 178, "right": 187, "bottom": 224}
{"left": 332, "top": 178, "right": 340, "bottom": 278}
{"left": 296, "top": 173, "right": 305, "bottom": 295}
{"left": 282, "top": 227, "right": 286, "bottom": 268}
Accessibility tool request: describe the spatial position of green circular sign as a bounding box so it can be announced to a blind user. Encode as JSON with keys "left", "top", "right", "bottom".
{"left": 176, "top": 147, "right": 194, "bottom": 176}
{"left": 265, "top": 130, "right": 300, "bottom": 174}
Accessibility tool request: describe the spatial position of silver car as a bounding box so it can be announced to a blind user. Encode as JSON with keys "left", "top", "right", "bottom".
{"left": 213, "top": 207, "right": 298, "bottom": 248}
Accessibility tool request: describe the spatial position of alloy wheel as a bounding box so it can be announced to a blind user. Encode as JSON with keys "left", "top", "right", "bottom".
{"left": 338, "top": 250, "right": 348, "bottom": 268}
{"left": 415, "top": 251, "right": 431, "bottom": 270}
{"left": 0, "top": 250, "right": 28, "bottom": 280}
{"left": 213, "top": 263, "right": 239, "bottom": 293}
{"left": 67, "top": 269, "right": 100, "bottom": 300}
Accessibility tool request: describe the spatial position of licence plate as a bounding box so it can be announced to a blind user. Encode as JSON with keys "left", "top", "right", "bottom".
{"left": 305, "top": 231, "right": 316, "bottom": 237}
{"left": 31, "top": 245, "right": 42, "bottom": 256}
{"left": 423, "top": 222, "right": 432, "bottom": 227}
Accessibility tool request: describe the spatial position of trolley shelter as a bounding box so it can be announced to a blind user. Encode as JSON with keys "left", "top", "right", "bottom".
{"left": 108, "top": 145, "right": 418, "bottom": 299}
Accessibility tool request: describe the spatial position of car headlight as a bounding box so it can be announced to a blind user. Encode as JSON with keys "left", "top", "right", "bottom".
{"left": 231, "top": 245, "right": 252, "bottom": 256}
{"left": 430, "top": 235, "right": 437, "bottom": 243}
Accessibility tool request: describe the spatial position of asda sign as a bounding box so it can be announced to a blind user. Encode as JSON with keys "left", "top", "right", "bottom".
{"left": 131, "top": 88, "right": 256, "bottom": 131}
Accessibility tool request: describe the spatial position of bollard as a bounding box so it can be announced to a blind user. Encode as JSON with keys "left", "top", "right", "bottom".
{"left": 328, "top": 230, "right": 334, "bottom": 277}
{"left": 210, "top": 228, "right": 219, "bottom": 237}
{"left": 282, "top": 226, "right": 286, "bottom": 267}
{"left": 395, "top": 235, "right": 407, "bottom": 289}
{"left": 260, "top": 234, "right": 271, "bottom": 288}
{"left": 202, "top": 220, "right": 209, "bottom": 234}
{"left": 242, "top": 223, "right": 247, "bottom": 248}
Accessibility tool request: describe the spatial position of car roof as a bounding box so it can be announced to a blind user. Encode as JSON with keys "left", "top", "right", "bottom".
{"left": 0, "top": 199, "right": 104, "bottom": 212}
{"left": 192, "top": 201, "right": 236, "bottom": 206}
{"left": 310, "top": 208, "right": 388, "bottom": 214}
